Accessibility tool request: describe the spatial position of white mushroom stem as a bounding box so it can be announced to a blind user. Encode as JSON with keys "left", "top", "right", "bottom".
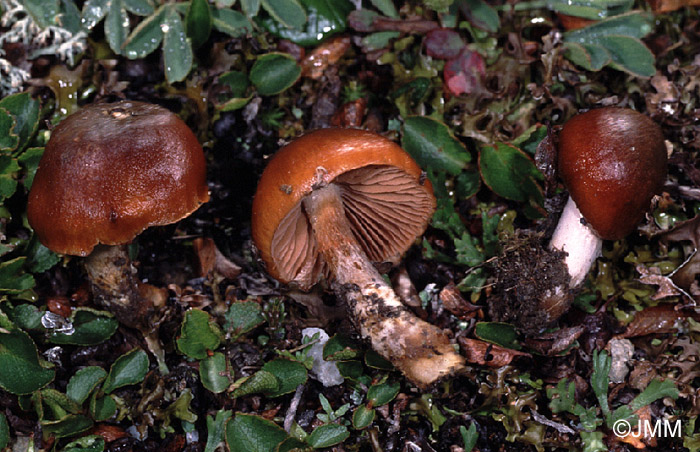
{"left": 548, "top": 196, "right": 603, "bottom": 288}
{"left": 302, "top": 184, "right": 465, "bottom": 388}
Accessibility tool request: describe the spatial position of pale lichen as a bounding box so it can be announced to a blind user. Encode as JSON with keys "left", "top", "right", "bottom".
{"left": 0, "top": 0, "right": 87, "bottom": 96}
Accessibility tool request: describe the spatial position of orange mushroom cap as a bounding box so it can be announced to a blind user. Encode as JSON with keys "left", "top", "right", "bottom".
{"left": 558, "top": 107, "right": 667, "bottom": 240}
{"left": 27, "top": 101, "right": 209, "bottom": 256}
{"left": 251, "top": 128, "right": 436, "bottom": 289}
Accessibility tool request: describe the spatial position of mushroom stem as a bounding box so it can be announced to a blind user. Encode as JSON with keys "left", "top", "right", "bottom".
{"left": 83, "top": 245, "right": 151, "bottom": 328}
{"left": 548, "top": 196, "right": 603, "bottom": 287}
{"left": 302, "top": 184, "right": 464, "bottom": 387}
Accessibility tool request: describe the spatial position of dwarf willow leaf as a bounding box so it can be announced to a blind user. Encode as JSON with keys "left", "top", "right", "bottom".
{"left": 307, "top": 424, "right": 350, "bottom": 449}
{"left": 163, "top": 7, "right": 194, "bottom": 83}
{"left": 226, "top": 413, "right": 288, "bottom": 452}
{"left": 0, "top": 314, "right": 54, "bottom": 394}
{"left": 250, "top": 53, "right": 301, "bottom": 95}
{"left": 177, "top": 309, "right": 222, "bottom": 359}
{"left": 67, "top": 366, "right": 107, "bottom": 405}
{"left": 102, "top": 348, "right": 149, "bottom": 394}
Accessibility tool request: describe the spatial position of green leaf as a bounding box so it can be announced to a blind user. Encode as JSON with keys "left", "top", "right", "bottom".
{"left": 323, "top": 334, "right": 361, "bottom": 361}
{"left": 0, "top": 93, "right": 39, "bottom": 154}
{"left": 186, "top": 0, "right": 212, "bottom": 50}
{"left": 7, "top": 304, "right": 44, "bottom": 331}
{"left": 102, "top": 348, "right": 149, "bottom": 394}
{"left": 226, "top": 413, "right": 289, "bottom": 452}
{"left": 277, "top": 437, "right": 310, "bottom": 452}
{"left": 122, "top": 0, "right": 154, "bottom": 16}
{"left": 224, "top": 301, "right": 265, "bottom": 340}
{"left": 0, "top": 257, "right": 35, "bottom": 293}
{"left": 336, "top": 360, "right": 363, "bottom": 380}
{"left": 177, "top": 309, "right": 222, "bottom": 359}
{"left": 364, "top": 349, "right": 393, "bottom": 370}
{"left": 0, "top": 314, "right": 54, "bottom": 394}
{"left": 352, "top": 405, "right": 375, "bottom": 429}
{"left": 105, "top": 0, "right": 129, "bottom": 55}
{"left": 123, "top": 6, "right": 166, "bottom": 59}
{"left": 479, "top": 142, "right": 544, "bottom": 205}
{"left": 261, "top": 359, "right": 308, "bottom": 397}
{"left": 250, "top": 53, "right": 301, "bottom": 96}
{"left": 261, "top": 0, "right": 307, "bottom": 30}
{"left": 200, "top": 352, "right": 230, "bottom": 394}
{"left": 629, "top": 378, "right": 679, "bottom": 412}
{"left": 59, "top": 0, "right": 83, "bottom": 34}
{"left": 20, "top": 234, "right": 59, "bottom": 274}
{"left": 232, "top": 370, "right": 279, "bottom": 397}
{"left": 204, "top": 410, "right": 232, "bottom": 452}
{"left": 67, "top": 366, "right": 108, "bottom": 405}
{"left": 21, "top": 0, "right": 59, "bottom": 28}
{"left": 163, "top": 6, "right": 194, "bottom": 83}
{"left": 307, "top": 424, "right": 349, "bottom": 449}
{"left": 369, "top": 0, "right": 398, "bottom": 18}
{"left": 212, "top": 8, "right": 253, "bottom": 37}
{"left": 17, "top": 146, "right": 44, "bottom": 190}
{"left": 563, "top": 42, "right": 610, "bottom": 72}
{"left": 403, "top": 116, "right": 471, "bottom": 176}
{"left": 563, "top": 11, "right": 653, "bottom": 42}
{"left": 548, "top": 379, "right": 576, "bottom": 413}
{"left": 49, "top": 309, "right": 119, "bottom": 346}
{"left": 546, "top": 0, "right": 632, "bottom": 20}
{"left": 259, "top": 0, "right": 352, "bottom": 47}
{"left": 89, "top": 393, "right": 117, "bottom": 421}
{"left": 166, "top": 389, "right": 198, "bottom": 424}
{"left": 591, "top": 349, "right": 611, "bottom": 419}
{"left": 241, "top": 0, "right": 261, "bottom": 16}
{"left": 474, "top": 322, "right": 521, "bottom": 350}
{"left": 0, "top": 109, "right": 19, "bottom": 152}
{"left": 361, "top": 31, "right": 399, "bottom": 51}
{"left": 460, "top": 423, "right": 478, "bottom": 452}
{"left": 367, "top": 381, "right": 400, "bottom": 406}
{"left": 457, "top": 0, "right": 499, "bottom": 32}
{"left": 62, "top": 435, "right": 106, "bottom": 452}
{"left": 0, "top": 413, "right": 9, "bottom": 449}
{"left": 81, "top": 0, "right": 110, "bottom": 30}
{"left": 597, "top": 35, "right": 655, "bottom": 77}
{"left": 0, "top": 155, "right": 20, "bottom": 201}
{"left": 41, "top": 414, "right": 93, "bottom": 439}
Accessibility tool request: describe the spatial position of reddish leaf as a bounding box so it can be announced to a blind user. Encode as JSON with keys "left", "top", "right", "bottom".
{"left": 424, "top": 28, "right": 465, "bottom": 60}
{"left": 443, "top": 48, "right": 486, "bottom": 96}
{"left": 617, "top": 304, "right": 688, "bottom": 338}
{"left": 331, "top": 98, "right": 367, "bottom": 128}
{"left": 458, "top": 337, "right": 530, "bottom": 367}
{"left": 301, "top": 36, "right": 351, "bottom": 79}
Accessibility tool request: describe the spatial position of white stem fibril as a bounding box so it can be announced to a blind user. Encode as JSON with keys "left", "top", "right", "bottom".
{"left": 549, "top": 196, "right": 603, "bottom": 288}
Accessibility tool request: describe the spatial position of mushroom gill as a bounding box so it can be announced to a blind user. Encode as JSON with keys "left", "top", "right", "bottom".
{"left": 268, "top": 165, "right": 434, "bottom": 289}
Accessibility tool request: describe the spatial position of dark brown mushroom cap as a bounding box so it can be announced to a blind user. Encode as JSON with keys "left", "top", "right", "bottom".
{"left": 251, "top": 128, "right": 435, "bottom": 289}
{"left": 27, "top": 101, "right": 209, "bottom": 256}
{"left": 558, "top": 107, "right": 667, "bottom": 240}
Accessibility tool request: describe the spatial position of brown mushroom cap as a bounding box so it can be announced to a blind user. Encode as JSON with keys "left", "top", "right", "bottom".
{"left": 251, "top": 128, "right": 435, "bottom": 289}
{"left": 558, "top": 107, "right": 667, "bottom": 240}
{"left": 27, "top": 101, "right": 209, "bottom": 256}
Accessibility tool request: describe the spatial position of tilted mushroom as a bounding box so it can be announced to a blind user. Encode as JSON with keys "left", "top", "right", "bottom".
{"left": 28, "top": 101, "right": 209, "bottom": 327}
{"left": 252, "top": 128, "right": 465, "bottom": 387}
{"left": 491, "top": 107, "right": 667, "bottom": 331}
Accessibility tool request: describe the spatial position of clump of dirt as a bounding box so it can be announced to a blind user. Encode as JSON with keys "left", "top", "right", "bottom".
{"left": 488, "top": 232, "right": 571, "bottom": 335}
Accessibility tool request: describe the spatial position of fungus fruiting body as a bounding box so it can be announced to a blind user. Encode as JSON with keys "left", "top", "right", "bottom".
{"left": 490, "top": 107, "right": 667, "bottom": 331}
{"left": 252, "top": 128, "right": 464, "bottom": 387}
{"left": 28, "top": 101, "right": 209, "bottom": 326}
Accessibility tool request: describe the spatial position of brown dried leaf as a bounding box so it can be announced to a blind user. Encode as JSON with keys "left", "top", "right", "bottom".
{"left": 301, "top": 36, "right": 351, "bottom": 80}
{"left": 373, "top": 17, "right": 439, "bottom": 34}
{"left": 523, "top": 325, "right": 585, "bottom": 356}
{"left": 646, "top": 0, "right": 700, "bottom": 12}
{"left": 439, "top": 281, "right": 481, "bottom": 319}
{"left": 636, "top": 264, "right": 685, "bottom": 300}
{"left": 661, "top": 215, "right": 700, "bottom": 296}
{"left": 616, "top": 304, "right": 687, "bottom": 338}
{"left": 458, "top": 337, "right": 530, "bottom": 367}
{"left": 330, "top": 98, "right": 367, "bottom": 128}
{"left": 193, "top": 237, "right": 241, "bottom": 280}
{"left": 88, "top": 424, "right": 128, "bottom": 443}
